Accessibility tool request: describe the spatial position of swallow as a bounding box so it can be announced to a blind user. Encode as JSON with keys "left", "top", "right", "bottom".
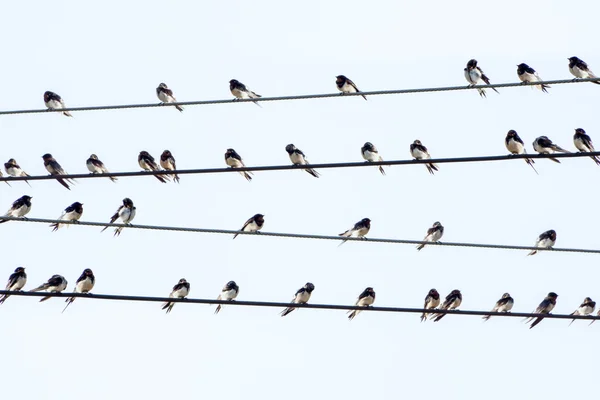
{"left": 0, "top": 267, "right": 27, "bottom": 305}
{"left": 573, "top": 128, "right": 600, "bottom": 166}
{"left": 335, "top": 75, "right": 367, "bottom": 100}
{"left": 233, "top": 214, "right": 264, "bottom": 239}
{"left": 285, "top": 144, "right": 320, "bottom": 178}
{"left": 43, "top": 153, "right": 74, "bottom": 190}
{"left": 361, "top": 142, "right": 385, "bottom": 175}
{"left": 86, "top": 154, "right": 117, "bottom": 182}
{"left": 4, "top": 159, "right": 31, "bottom": 186}
{"left": 347, "top": 287, "right": 375, "bottom": 320}
{"left": 0, "top": 195, "right": 32, "bottom": 224}
{"left": 138, "top": 151, "right": 169, "bottom": 183}
{"left": 44, "top": 91, "right": 73, "bottom": 117}
{"left": 569, "top": 297, "right": 596, "bottom": 326}
{"left": 160, "top": 150, "right": 180, "bottom": 183}
{"left": 568, "top": 57, "right": 600, "bottom": 84}
{"left": 525, "top": 292, "right": 558, "bottom": 329}
{"left": 517, "top": 63, "right": 550, "bottom": 92}
{"left": 527, "top": 229, "right": 556, "bottom": 256}
{"left": 62, "top": 268, "right": 95, "bottom": 313}
{"left": 505, "top": 130, "right": 538, "bottom": 173}
{"left": 229, "top": 79, "right": 261, "bottom": 107}
{"left": 50, "top": 202, "right": 83, "bottom": 232}
{"left": 156, "top": 82, "right": 184, "bottom": 112}
{"left": 410, "top": 140, "right": 438, "bottom": 175}
{"left": 162, "top": 278, "right": 190, "bottom": 314}
{"left": 214, "top": 280, "right": 239, "bottom": 314}
{"left": 225, "top": 148, "right": 253, "bottom": 181}
{"left": 464, "top": 59, "right": 499, "bottom": 97}
{"left": 431, "top": 290, "right": 462, "bottom": 322}
{"left": 338, "top": 217, "right": 371, "bottom": 246}
{"left": 420, "top": 288, "right": 440, "bottom": 322}
{"left": 416, "top": 221, "right": 444, "bottom": 251}
{"left": 29, "top": 274, "right": 68, "bottom": 302}
{"left": 482, "top": 293, "right": 514, "bottom": 321}
{"left": 532, "top": 136, "right": 570, "bottom": 163}
{"left": 281, "top": 282, "right": 315, "bottom": 317}
{"left": 101, "top": 198, "right": 136, "bottom": 236}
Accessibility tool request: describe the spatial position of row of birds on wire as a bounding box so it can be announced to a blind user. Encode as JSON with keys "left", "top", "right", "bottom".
{"left": 34, "top": 57, "right": 600, "bottom": 118}
{"left": 0, "top": 128, "right": 597, "bottom": 190}
{"left": 0, "top": 267, "right": 595, "bottom": 328}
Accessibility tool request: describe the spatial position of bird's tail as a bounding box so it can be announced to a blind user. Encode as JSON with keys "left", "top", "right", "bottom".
{"left": 347, "top": 309, "right": 361, "bottom": 320}
{"left": 482, "top": 314, "right": 491, "bottom": 321}
{"left": 491, "top": 86, "right": 500, "bottom": 94}
{"left": 175, "top": 105, "right": 184, "bottom": 112}
{"left": 306, "top": 168, "right": 320, "bottom": 178}
{"left": 378, "top": 166, "right": 386, "bottom": 176}
{"left": 63, "top": 111, "right": 73, "bottom": 117}
{"left": 420, "top": 312, "right": 429, "bottom": 322}
{"left": 529, "top": 316, "right": 544, "bottom": 329}
{"left": 431, "top": 312, "right": 445, "bottom": 322}
{"left": 232, "top": 232, "right": 240, "bottom": 240}
{"left": 527, "top": 249, "right": 538, "bottom": 256}
{"left": 56, "top": 178, "right": 71, "bottom": 190}
{"left": 114, "top": 226, "right": 124, "bottom": 237}
{"left": 62, "top": 297, "right": 75, "bottom": 313}
{"left": 539, "top": 83, "right": 550, "bottom": 93}
{"left": 109, "top": 176, "right": 118, "bottom": 182}
{"left": 360, "top": 93, "right": 367, "bottom": 101}
{"left": 281, "top": 306, "right": 296, "bottom": 317}
{"left": 39, "top": 295, "right": 52, "bottom": 302}
{"left": 50, "top": 222, "right": 61, "bottom": 232}
{"left": 154, "top": 174, "right": 169, "bottom": 183}
{"left": 477, "top": 88, "right": 487, "bottom": 98}
{"left": 4, "top": 180, "right": 11, "bottom": 187}
{"left": 548, "top": 157, "right": 561, "bottom": 164}
{"left": 173, "top": 174, "right": 180, "bottom": 183}
{"left": 162, "top": 302, "right": 174, "bottom": 314}
{"left": 240, "top": 171, "right": 253, "bottom": 181}
{"left": 0, "top": 295, "right": 8, "bottom": 305}
{"left": 426, "top": 163, "right": 438, "bottom": 175}
{"left": 337, "top": 239, "right": 348, "bottom": 248}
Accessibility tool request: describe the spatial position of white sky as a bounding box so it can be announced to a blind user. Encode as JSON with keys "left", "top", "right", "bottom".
{"left": 2, "top": 1, "right": 599, "bottom": 399}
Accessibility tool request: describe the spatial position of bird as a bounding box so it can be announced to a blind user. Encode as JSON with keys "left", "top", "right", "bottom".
{"left": 214, "top": 281, "right": 239, "bottom": 314}
{"left": 162, "top": 278, "right": 190, "bottom": 314}
{"left": 532, "top": 136, "right": 570, "bottom": 163}
{"left": 156, "top": 82, "right": 184, "bottom": 112}
{"left": 29, "top": 274, "right": 68, "bottom": 302}
{"left": 410, "top": 140, "right": 438, "bottom": 175}
{"left": 361, "top": 142, "right": 385, "bottom": 175}
{"left": 86, "top": 154, "right": 117, "bottom": 182}
{"left": 525, "top": 292, "right": 558, "bottom": 329}
{"left": 416, "top": 221, "right": 444, "bottom": 251}
{"left": 138, "top": 151, "right": 169, "bottom": 183}
{"left": 517, "top": 63, "right": 550, "bottom": 92}
{"left": 101, "top": 198, "right": 136, "bottom": 236}
{"left": 569, "top": 297, "right": 596, "bottom": 326}
{"left": 338, "top": 218, "right": 371, "bottom": 246}
{"left": 0, "top": 195, "right": 32, "bottom": 224}
{"left": 160, "top": 150, "right": 180, "bottom": 183}
{"left": 4, "top": 158, "right": 31, "bottom": 186}
{"left": 420, "top": 288, "right": 440, "bottom": 322}
{"left": 50, "top": 202, "right": 84, "bottom": 232}
{"left": 43, "top": 153, "right": 74, "bottom": 190}
{"left": 62, "top": 269, "right": 95, "bottom": 313}
{"left": 225, "top": 148, "right": 253, "bottom": 181}
{"left": 348, "top": 287, "right": 376, "bottom": 320}
{"left": 568, "top": 56, "right": 600, "bottom": 84}
{"left": 573, "top": 128, "right": 600, "bottom": 166}
{"left": 229, "top": 79, "right": 261, "bottom": 106}
{"left": 335, "top": 75, "right": 367, "bottom": 100}
{"left": 505, "top": 130, "right": 538, "bottom": 173}
{"left": 285, "top": 144, "right": 320, "bottom": 178}
{"left": 482, "top": 293, "right": 514, "bottom": 321}
{"left": 464, "top": 59, "right": 499, "bottom": 97}
{"left": 0, "top": 267, "right": 27, "bottom": 305}
{"left": 233, "top": 214, "right": 264, "bottom": 239}
{"left": 431, "top": 290, "right": 462, "bottom": 322}
{"left": 281, "top": 282, "right": 315, "bottom": 317}
{"left": 527, "top": 229, "right": 556, "bottom": 256}
{"left": 44, "top": 91, "right": 73, "bottom": 117}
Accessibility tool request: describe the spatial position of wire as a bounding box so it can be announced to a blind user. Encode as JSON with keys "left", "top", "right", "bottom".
{"left": 0, "top": 151, "right": 598, "bottom": 183}
{"left": 1, "top": 78, "right": 598, "bottom": 116}
{"left": 1, "top": 216, "right": 598, "bottom": 254}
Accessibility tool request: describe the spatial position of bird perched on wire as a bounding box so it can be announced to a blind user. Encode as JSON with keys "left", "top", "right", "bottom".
{"left": 281, "top": 282, "right": 315, "bottom": 317}
{"left": 505, "top": 130, "right": 537, "bottom": 173}
{"left": 214, "top": 280, "right": 239, "bottom": 314}
{"left": 482, "top": 293, "right": 514, "bottom": 321}
{"left": 410, "top": 140, "right": 438, "bottom": 175}
{"left": 162, "top": 278, "right": 190, "bottom": 314}
{"left": 532, "top": 136, "right": 570, "bottom": 163}
{"left": 517, "top": 63, "right": 550, "bottom": 93}
{"left": 225, "top": 148, "right": 253, "bottom": 181}
{"left": 44, "top": 91, "right": 73, "bottom": 117}
{"left": 43, "top": 153, "right": 74, "bottom": 190}
{"left": 338, "top": 218, "right": 371, "bottom": 246}
{"left": 348, "top": 287, "right": 375, "bottom": 320}
{"left": 335, "top": 75, "right": 367, "bottom": 100}
{"left": 420, "top": 288, "right": 440, "bottom": 322}
{"left": 524, "top": 292, "right": 558, "bottom": 329}
{"left": 0, "top": 267, "right": 27, "bottom": 305}
{"left": 138, "top": 151, "right": 169, "bottom": 183}
{"left": 156, "top": 82, "right": 184, "bottom": 112}
{"left": 573, "top": 128, "right": 600, "bottom": 166}
{"left": 4, "top": 158, "right": 31, "bottom": 186}
{"left": 527, "top": 229, "right": 556, "bottom": 256}
{"left": 285, "top": 144, "right": 320, "bottom": 178}
{"left": 569, "top": 297, "right": 596, "bottom": 326}
{"left": 160, "top": 150, "right": 180, "bottom": 183}
{"left": 361, "top": 142, "right": 385, "bottom": 175}
{"left": 568, "top": 57, "right": 600, "bottom": 84}
{"left": 50, "top": 202, "right": 84, "bottom": 232}
{"left": 233, "top": 214, "right": 264, "bottom": 239}
{"left": 63, "top": 269, "right": 95, "bottom": 313}
{"left": 229, "top": 79, "right": 261, "bottom": 106}
{"left": 101, "top": 198, "right": 136, "bottom": 236}
{"left": 86, "top": 154, "right": 117, "bottom": 182}
{"left": 417, "top": 221, "right": 444, "bottom": 251}
{"left": 0, "top": 195, "right": 32, "bottom": 224}
{"left": 29, "top": 274, "right": 68, "bottom": 302}
{"left": 464, "top": 59, "right": 499, "bottom": 98}
{"left": 431, "top": 290, "right": 462, "bottom": 322}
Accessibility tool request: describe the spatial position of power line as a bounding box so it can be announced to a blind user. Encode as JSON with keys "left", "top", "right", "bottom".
{"left": 1, "top": 78, "right": 598, "bottom": 116}
{"left": 0, "top": 151, "right": 598, "bottom": 183}
{"left": 1, "top": 216, "right": 599, "bottom": 254}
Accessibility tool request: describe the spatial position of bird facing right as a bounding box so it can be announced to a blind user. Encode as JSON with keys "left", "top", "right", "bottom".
{"left": 162, "top": 278, "right": 190, "bottom": 314}
{"left": 347, "top": 287, "right": 375, "bottom": 320}
{"left": 573, "top": 128, "right": 600, "bottom": 165}
{"left": 281, "top": 282, "right": 315, "bottom": 317}
{"left": 527, "top": 229, "right": 556, "bottom": 256}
